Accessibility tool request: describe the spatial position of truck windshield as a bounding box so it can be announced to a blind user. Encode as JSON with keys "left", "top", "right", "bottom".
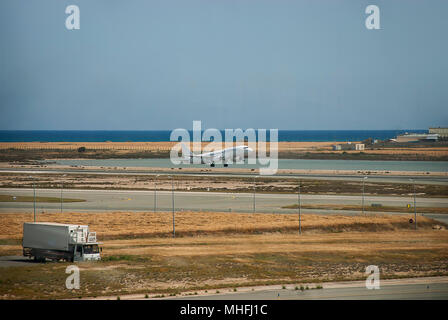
{"left": 83, "top": 244, "right": 99, "bottom": 254}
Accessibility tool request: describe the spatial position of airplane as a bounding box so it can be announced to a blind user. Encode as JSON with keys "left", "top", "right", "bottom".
{"left": 181, "top": 143, "right": 253, "bottom": 167}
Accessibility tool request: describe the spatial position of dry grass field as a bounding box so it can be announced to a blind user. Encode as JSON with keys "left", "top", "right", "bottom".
{"left": 1, "top": 140, "right": 447, "bottom": 153}
{"left": 1, "top": 141, "right": 447, "bottom": 161}
{"left": 0, "top": 141, "right": 337, "bottom": 152}
{"left": 282, "top": 203, "right": 448, "bottom": 214}
{"left": 0, "top": 211, "right": 442, "bottom": 243}
{"left": 0, "top": 210, "right": 447, "bottom": 299}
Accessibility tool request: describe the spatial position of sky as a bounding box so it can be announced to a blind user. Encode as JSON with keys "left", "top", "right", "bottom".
{"left": 0, "top": 0, "right": 447, "bottom": 130}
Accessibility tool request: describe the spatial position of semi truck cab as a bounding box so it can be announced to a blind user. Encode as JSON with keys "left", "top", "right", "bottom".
{"left": 74, "top": 243, "right": 101, "bottom": 262}
{"left": 70, "top": 227, "right": 101, "bottom": 262}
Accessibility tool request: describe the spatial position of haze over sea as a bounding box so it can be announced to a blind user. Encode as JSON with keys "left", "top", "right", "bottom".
{"left": 0, "top": 130, "right": 427, "bottom": 143}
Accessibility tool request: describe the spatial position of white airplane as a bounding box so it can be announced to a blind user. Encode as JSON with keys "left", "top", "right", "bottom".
{"left": 181, "top": 143, "right": 253, "bottom": 167}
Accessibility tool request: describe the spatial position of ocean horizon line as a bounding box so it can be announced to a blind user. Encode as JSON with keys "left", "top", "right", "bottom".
{"left": 0, "top": 129, "right": 427, "bottom": 132}
{"left": 0, "top": 129, "right": 428, "bottom": 143}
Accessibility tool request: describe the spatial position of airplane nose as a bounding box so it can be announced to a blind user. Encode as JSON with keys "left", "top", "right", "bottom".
{"left": 247, "top": 147, "right": 254, "bottom": 152}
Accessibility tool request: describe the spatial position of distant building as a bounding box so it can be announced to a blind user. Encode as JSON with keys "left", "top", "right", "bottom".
{"left": 332, "top": 143, "right": 365, "bottom": 151}
{"left": 332, "top": 144, "right": 342, "bottom": 151}
{"left": 395, "top": 133, "right": 439, "bottom": 143}
{"left": 429, "top": 127, "right": 448, "bottom": 139}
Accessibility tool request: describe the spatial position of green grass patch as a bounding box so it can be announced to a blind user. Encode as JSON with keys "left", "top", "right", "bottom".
{"left": 0, "top": 195, "right": 86, "bottom": 203}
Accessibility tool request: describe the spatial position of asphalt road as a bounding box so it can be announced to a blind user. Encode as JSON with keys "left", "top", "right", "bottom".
{"left": 168, "top": 278, "right": 448, "bottom": 300}
{"left": 0, "top": 255, "right": 36, "bottom": 268}
{"left": 1, "top": 188, "right": 447, "bottom": 215}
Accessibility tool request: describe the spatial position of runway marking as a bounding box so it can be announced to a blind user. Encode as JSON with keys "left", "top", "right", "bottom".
{"left": 287, "top": 286, "right": 448, "bottom": 300}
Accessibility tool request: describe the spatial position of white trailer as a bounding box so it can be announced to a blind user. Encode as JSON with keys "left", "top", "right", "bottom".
{"left": 23, "top": 222, "right": 101, "bottom": 262}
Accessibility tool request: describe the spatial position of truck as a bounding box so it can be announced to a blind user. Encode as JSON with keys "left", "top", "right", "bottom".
{"left": 22, "top": 222, "right": 101, "bottom": 262}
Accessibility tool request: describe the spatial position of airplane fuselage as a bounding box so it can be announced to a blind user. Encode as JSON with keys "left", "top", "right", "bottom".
{"left": 183, "top": 145, "right": 253, "bottom": 167}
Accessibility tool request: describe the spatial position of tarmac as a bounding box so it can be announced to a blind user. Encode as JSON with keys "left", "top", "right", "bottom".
{"left": 166, "top": 277, "right": 448, "bottom": 300}
{"left": 1, "top": 188, "right": 447, "bottom": 216}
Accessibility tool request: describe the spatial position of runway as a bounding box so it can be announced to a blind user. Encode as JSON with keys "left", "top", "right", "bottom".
{"left": 1, "top": 188, "right": 447, "bottom": 215}
{"left": 167, "top": 277, "right": 448, "bottom": 300}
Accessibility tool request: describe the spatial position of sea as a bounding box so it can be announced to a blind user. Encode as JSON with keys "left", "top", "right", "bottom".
{"left": 0, "top": 130, "right": 427, "bottom": 142}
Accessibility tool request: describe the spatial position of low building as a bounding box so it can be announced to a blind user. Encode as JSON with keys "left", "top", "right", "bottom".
{"left": 332, "top": 143, "right": 365, "bottom": 151}
{"left": 429, "top": 127, "right": 448, "bottom": 139}
{"left": 332, "top": 144, "right": 342, "bottom": 151}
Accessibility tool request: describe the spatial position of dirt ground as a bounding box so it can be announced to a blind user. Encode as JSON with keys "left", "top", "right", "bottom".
{"left": 0, "top": 211, "right": 447, "bottom": 299}
{"left": 0, "top": 141, "right": 339, "bottom": 151}
{"left": 1, "top": 171, "right": 447, "bottom": 197}
{"left": 1, "top": 141, "right": 447, "bottom": 299}
{"left": 0, "top": 211, "right": 441, "bottom": 243}
{"left": 1, "top": 141, "right": 448, "bottom": 161}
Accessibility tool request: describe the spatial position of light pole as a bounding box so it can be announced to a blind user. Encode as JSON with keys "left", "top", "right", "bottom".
{"left": 298, "top": 179, "right": 302, "bottom": 235}
{"left": 60, "top": 174, "right": 66, "bottom": 214}
{"left": 171, "top": 176, "right": 175, "bottom": 238}
{"left": 253, "top": 176, "right": 257, "bottom": 213}
{"left": 60, "top": 183, "right": 63, "bottom": 213}
{"left": 410, "top": 179, "right": 417, "bottom": 230}
{"left": 29, "top": 176, "right": 36, "bottom": 222}
{"left": 154, "top": 175, "right": 159, "bottom": 213}
{"left": 362, "top": 176, "right": 368, "bottom": 215}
